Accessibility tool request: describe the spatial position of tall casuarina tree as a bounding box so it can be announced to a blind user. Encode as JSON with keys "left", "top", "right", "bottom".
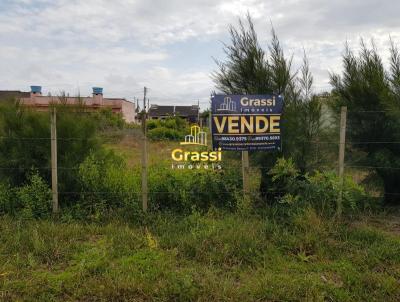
{"left": 213, "top": 15, "right": 324, "bottom": 203}
{"left": 330, "top": 40, "right": 400, "bottom": 204}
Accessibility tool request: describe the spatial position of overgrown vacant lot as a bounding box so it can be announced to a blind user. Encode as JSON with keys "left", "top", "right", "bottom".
{"left": 1, "top": 210, "right": 399, "bottom": 301}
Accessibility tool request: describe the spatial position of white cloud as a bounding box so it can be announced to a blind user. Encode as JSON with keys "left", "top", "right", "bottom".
{"left": 0, "top": 0, "right": 400, "bottom": 105}
{"left": 218, "top": 0, "right": 266, "bottom": 18}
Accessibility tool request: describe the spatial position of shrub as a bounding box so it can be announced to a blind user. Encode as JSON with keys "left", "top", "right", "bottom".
{"left": 0, "top": 182, "right": 17, "bottom": 215}
{"left": 304, "top": 171, "right": 370, "bottom": 216}
{"left": 148, "top": 164, "right": 241, "bottom": 213}
{"left": 147, "top": 117, "right": 189, "bottom": 141}
{"left": 78, "top": 151, "right": 141, "bottom": 220}
{"left": 146, "top": 119, "right": 159, "bottom": 130}
{"left": 92, "top": 108, "right": 125, "bottom": 130}
{"left": 76, "top": 151, "right": 241, "bottom": 219}
{"left": 267, "top": 158, "right": 371, "bottom": 217}
{"left": 148, "top": 127, "right": 183, "bottom": 141}
{"left": 268, "top": 158, "right": 301, "bottom": 196}
{"left": 16, "top": 172, "right": 52, "bottom": 219}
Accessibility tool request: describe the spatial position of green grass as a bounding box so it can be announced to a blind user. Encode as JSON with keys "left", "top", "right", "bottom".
{"left": 0, "top": 210, "right": 399, "bottom": 301}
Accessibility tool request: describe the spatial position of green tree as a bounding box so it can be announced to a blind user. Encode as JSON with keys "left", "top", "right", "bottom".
{"left": 52, "top": 104, "right": 101, "bottom": 205}
{"left": 330, "top": 40, "right": 400, "bottom": 204}
{"left": 0, "top": 99, "right": 102, "bottom": 207}
{"left": 0, "top": 100, "right": 50, "bottom": 186}
{"left": 213, "top": 15, "right": 274, "bottom": 95}
{"left": 283, "top": 53, "right": 326, "bottom": 174}
{"left": 213, "top": 16, "right": 325, "bottom": 203}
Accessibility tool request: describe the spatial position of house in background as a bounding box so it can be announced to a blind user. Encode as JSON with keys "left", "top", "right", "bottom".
{"left": 0, "top": 86, "right": 136, "bottom": 123}
{"left": 0, "top": 90, "right": 30, "bottom": 100}
{"left": 148, "top": 104, "right": 199, "bottom": 123}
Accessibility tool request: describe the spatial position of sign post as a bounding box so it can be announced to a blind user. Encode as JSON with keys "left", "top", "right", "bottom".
{"left": 242, "top": 150, "right": 250, "bottom": 201}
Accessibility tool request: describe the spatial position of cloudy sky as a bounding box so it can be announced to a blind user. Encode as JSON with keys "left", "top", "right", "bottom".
{"left": 0, "top": 0, "right": 399, "bottom": 108}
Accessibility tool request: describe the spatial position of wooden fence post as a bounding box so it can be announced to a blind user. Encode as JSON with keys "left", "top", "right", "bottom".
{"left": 141, "top": 87, "right": 148, "bottom": 212}
{"left": 51, "top": 107, "right": 59, "bottom": 214}
{"left": 337, "top": 106, "right": 347, "bottom": 217}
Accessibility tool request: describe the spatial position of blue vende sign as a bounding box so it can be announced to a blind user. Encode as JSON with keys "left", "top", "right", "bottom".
{"left": 211, "top": 94, "right": 284, "bottom": 151}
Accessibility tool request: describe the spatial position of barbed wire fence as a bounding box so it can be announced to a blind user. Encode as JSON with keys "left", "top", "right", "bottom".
{"left": 0, "top": 107, "right": 399, "bottom": 216}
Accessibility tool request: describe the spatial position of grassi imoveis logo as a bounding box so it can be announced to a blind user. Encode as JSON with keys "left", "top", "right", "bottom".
{"left": 180, "top": 125, "right": 207, "bottom": 146}
{"left": 216, "top": 96, "right": 237, "bottom": 112}
{"left": 171, "top": 124, "right": 222, "bottom": 170}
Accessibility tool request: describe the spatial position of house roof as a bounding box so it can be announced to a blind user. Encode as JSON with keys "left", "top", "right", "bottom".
{"left": 148, "top": 105, "right": 199, "bottom": 117}
{"left": 105, "top": 97, "right": 127, "bottom": 101}
{"left": 148, "top": 105, "right": 175, "bottom": 117}
{"left": 175, "top": 105, "right": 199, "bottom": 117}
{"left": 0, "top": 90, "right": 30, "bottom": 100}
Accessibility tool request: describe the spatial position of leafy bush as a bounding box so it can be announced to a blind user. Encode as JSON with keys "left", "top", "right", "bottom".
{"left": 16, "top": 172, "right": 52, "bottom": 219}
{"left": 304, "top": 171, "right": 370, "bottom": 216}
{"left": 77, "top": 150, "right": 141, "bottom": 220}
{"left": 92, "top": 108, "right": 125, "bottom": 130}
{"left": 77, "top": 152, "right": 241, "bottom": 218}
{"left": 147, "top": 117, "right": 187, "bottom": 130}
{"left": 147, "top": 117, "right": 189, "bottom": 141}
{"left": 148, "top": 127, "right": 183, "bottom": 141}
{"left": 148, "top": 165, "right": 241, "bottom": 213}
{"left": 267, "top": 158, "right": 371, "bottom": 217}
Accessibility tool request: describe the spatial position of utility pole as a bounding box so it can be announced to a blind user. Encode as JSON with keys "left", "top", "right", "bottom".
{"left": 197, "top": 99, "right": 200, "bottom": 126}
{"left": 50, "top": 107, "right": 59, "bottom": 214}
{"left": 337, "top": 106, "right": 347, "bottom": 218}
{"left": 141, "top": 87, "right": 148, "bottom": 212}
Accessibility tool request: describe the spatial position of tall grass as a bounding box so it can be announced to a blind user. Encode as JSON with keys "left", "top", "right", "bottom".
{"left": 0, "top": 210, "right": 399, "bottom": 301}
